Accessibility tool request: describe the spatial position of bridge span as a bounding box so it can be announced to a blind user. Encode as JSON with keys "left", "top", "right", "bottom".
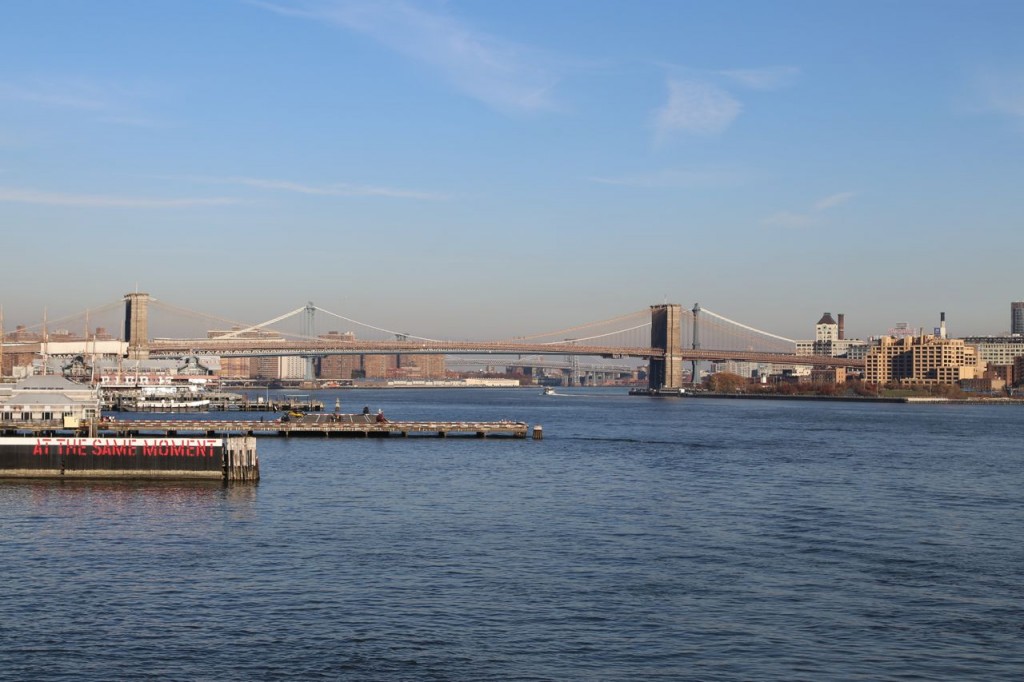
{"left": 143, "top": 338, "right": 863, "bottom": 370}
{"left": 6, "top": 295, "right": 867, "bottom": 392}
{"left": 142, "top": 300, "right": 865, "bottom": 391}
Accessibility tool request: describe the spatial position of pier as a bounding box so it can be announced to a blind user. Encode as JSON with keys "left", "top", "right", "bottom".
{"left": 101, "top": 418, "right": 532, "bottom": 439}
{"left": 0, "top": 417, "right": 533, "bottom": 439}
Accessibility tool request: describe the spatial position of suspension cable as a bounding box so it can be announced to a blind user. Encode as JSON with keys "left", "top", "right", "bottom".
{"left": 700, "top": 307, "right": 795, "bottom": 344}
{"left": 504, "top": 309, "right": 651, "bottom": 342}
{"left": 313, "top": 306, "right": 440, "bottom": 343}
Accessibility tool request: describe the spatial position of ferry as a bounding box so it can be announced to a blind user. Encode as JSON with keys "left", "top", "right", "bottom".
{"left": 107, "top": 385, "right": 212, "bottom": 412}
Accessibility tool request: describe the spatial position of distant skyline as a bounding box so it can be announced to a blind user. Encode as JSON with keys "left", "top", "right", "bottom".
{"left": 1, "top": 0, "right": 1022, "bottom": 340}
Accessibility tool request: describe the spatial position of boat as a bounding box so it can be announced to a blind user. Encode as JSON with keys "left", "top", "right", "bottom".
{"left": 108, "top": 385, "right": 212, "bottom": 412}
{"left": 117, "top": 395, "right": 212, "bottom": 412}
{"left": 541, "top": 387, "right": 556, "bottom": 396}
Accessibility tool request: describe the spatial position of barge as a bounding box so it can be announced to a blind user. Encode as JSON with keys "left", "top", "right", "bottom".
{"left": 0, "top": 435, "right": 258, "bottom": 482}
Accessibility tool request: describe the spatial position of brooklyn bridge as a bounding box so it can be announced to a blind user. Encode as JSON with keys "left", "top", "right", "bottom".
{"left": 2, "top": 292, "right": 863, "bottom": 391}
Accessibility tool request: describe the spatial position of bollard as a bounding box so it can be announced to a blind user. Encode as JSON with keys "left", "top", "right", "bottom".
{"left": 532, "top": 425, "right": 543, "bottom": 440}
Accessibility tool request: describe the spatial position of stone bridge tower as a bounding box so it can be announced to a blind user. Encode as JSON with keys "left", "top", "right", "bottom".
{"left": 649, "top": 303, "right": 683, "bottom": 391}
{"left": 124, "top": 292, "right": 150, "bottom": 359}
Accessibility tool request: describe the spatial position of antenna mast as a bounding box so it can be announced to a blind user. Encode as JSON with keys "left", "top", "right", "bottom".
{"left": 42, "top": 307, "right": 48, "bottom": 376}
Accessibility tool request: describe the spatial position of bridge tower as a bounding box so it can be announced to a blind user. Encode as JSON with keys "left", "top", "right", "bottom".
{"left": 124, "top": 292, "right": 150, "bottom": 359}
{"left": 649, "top": 304, "right": 683, "bottom": 391}
{"left": 301, "top": 301, "right": 316, "bottom": 380}
{"left": 691, "top": 303, "right": 701, "bottom": 385}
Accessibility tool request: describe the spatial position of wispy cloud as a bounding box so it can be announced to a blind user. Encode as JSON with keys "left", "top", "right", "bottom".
{"left": 814, "top": 191, "right": 856, "bottom": 210}
{"left": 654, "top": 80, "right": 741, "bottom": 139}
{"left": 0, "top": 81, "right": 109, "bottom": 111}
{"left": 719, "top": 66, "right": 800, "bottom": 91}
{"left": 0, "top": 78, "right": 168, "bottom": 128}
{"left": 652, "top": 65, "right": 799, "bottom": 141}
{"left": 98, "top": 115, "right": 174, "bottom": 129}
{"left": 0, "top": 187, "right": 240, "bottom": 208}
{"left": 194, "top": 175, "right": 448, "bottom": 200}
{"left": 255, "top": 0, "right": 562, "bottom": 114}
{"left": 765, "top": 191, "right": 858, "bottom": 229}
{"left": 589, "top": 168, "right": 744, "bottom": 189}
{"left": 968, "top": 68, "right": 1024, "bottom": 127}
{"left": 763, "top": 210, "right": 816, "bottom": 229}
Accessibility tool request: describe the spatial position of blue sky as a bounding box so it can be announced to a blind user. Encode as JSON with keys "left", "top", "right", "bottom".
{"left": 1, "top": 0, "right": 1022, "bottom": 340}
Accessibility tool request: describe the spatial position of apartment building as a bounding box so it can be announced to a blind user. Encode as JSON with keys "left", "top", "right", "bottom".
{"left": 865, "top": 335, "right": 983, "bottom": 386}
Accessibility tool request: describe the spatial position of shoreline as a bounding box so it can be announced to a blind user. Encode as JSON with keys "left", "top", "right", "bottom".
{"left": 646, "top": 392, "right": 1024, "bottom": 405}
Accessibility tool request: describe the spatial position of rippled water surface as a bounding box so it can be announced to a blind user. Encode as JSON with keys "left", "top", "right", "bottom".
{"left": 2, "top": 389, "right": 1023, "bottom": 680}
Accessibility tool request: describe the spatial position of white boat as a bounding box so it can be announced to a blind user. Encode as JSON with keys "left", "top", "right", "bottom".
{"left": 108, "top": 384, "right": 212, "bottom": 412}
{"left": 541, "top": 387, "right": 556, "bottom": 396}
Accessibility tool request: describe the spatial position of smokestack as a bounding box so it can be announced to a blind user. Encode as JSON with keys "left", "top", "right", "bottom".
{"left": 940, "top": 312, "right": 947, "bottom": 339}
{"left": 837, "top": 314, "right": 845, "bottom": 341}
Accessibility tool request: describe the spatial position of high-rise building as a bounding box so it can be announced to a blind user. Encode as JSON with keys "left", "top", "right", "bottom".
{"left": 207, "top": 327, "right": 282, "bottom": 379}
{"left": 319, "top": 332, "right": 361, "bottom": 380}
{"left": 397, "top": 354, "right": 446, "bottom": 379}
{"left": 1011, "top": 301, "right": 1024, "bottom": 335}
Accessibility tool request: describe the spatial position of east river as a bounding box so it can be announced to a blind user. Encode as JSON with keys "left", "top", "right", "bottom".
{"left": 2, "top": 389, "right": 1022, "bottom": 680}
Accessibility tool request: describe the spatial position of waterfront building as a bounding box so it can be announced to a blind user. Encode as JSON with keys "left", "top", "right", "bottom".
{"left": 960, "top": 377, "right": 1007, "bottom": 394}
{"left": 277, "top": 356, "right": 307, "bottom": 380}
{"left": 397, "top": 354, "right": 446, "bottom": 380}
{"left": 959, "top": 336, "right": 1024, "bottom": 367}
{"left": 985, "top": 364, "right": 1015, "bottom": 387}
{"left": 361, "top": 353, "right": 393, "bottom": 379}
{"left": 315, "top": 332, "right": 446, "bottom": 381}
{"left": 207, "top": 328, "right": 282, "bottom": 380}
{"left": 865, "top": 335, "right": 983, "bottom": 386}
{"left": 710, "top": 360, "right": 763, "bottom": 379}
{"left": 811, "top": 367, "right": 848, "bottom": 384}
{"left": 795, "top": 312, "right": 869, "bottom": 359}
{"left": 93, "top": 357, "right": 220, "bottom": 386}
{"left": 0, "top": 375, "right": 100, "bottom": 426}
{"left": 318, "top": 332, "right": 361, "bottom": 380}
{"left": 216, "top": 356, "right": 252, "bottom": 379}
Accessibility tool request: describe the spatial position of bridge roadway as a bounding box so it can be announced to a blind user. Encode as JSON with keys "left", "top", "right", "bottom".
{"left": 5, "top": 337, "right": 866, "bottom": 369}
{"left": 143, "top": 339, "right": 865, "bottom": 368}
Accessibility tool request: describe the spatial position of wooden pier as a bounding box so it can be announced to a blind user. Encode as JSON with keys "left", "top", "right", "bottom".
{"left": 0, "top": 416, "right": 534, "bottom": 439}
{"left": 99, "top": 418, "right": 531, "bottom": 439}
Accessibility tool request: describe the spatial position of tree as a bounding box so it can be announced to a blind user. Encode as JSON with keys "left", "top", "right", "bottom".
{"left": 708, "top": 372, "right": 748, "bottom": 393}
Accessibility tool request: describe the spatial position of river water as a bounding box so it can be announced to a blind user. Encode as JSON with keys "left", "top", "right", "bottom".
{"left": 1, "top": 389, "right": 1022, "bottom": 681}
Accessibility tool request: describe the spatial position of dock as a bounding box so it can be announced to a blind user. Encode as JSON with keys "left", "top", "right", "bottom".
{"left": 1, "top": 416, "right": 535, "bottom": 439}
{"left": 101, "top": 418, "right": 532, "bottom": 438}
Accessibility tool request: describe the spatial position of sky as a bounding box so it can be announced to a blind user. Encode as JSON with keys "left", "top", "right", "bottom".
{"left": 1, "top": 0, "right": 1023, "bottom": 341}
